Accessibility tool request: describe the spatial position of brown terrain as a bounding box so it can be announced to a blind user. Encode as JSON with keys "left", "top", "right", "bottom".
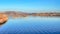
{"left": 2, "top": 11, "right": 60, "bottom": 17}
{"left": 0, "top": 11, "right": 60, "bottom": 25}
{"left": 0, "top": 13, "right": 8, "bottom": 25}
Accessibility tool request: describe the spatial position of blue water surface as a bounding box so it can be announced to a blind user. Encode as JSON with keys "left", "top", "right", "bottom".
{"left": 0, "top": 17, "right": 60, "bottom": 34}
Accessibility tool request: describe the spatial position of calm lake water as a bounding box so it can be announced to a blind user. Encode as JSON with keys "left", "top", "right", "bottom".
{"left": 0, "top": 17, "right": 60, "bottom": 34}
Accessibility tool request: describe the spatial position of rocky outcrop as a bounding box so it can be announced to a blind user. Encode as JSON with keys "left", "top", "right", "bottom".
{"left": 0, "top": 14, "right": 8, "bottom": 25}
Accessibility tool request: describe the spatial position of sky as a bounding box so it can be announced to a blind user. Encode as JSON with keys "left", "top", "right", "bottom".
{"left": 0, "top": 0, "right": 60, "bottom": 11}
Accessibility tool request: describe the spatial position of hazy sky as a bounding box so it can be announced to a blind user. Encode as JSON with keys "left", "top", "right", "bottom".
{"left": 0, "top": 0, "right": 60, "bottom": 11}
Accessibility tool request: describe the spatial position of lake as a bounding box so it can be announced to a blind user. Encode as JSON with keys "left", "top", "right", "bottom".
{"left": 0, "top": 17, "right": 60, "bottom": 34}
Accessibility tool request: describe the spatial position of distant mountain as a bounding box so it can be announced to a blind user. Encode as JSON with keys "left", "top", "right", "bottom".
{"left": 0, "top": 11, "right": 60, "bottom": 18}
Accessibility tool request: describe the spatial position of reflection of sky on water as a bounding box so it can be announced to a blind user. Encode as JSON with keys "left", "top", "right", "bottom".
{"left": 0, "top": 17, "right": 60, "bottom": 34}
